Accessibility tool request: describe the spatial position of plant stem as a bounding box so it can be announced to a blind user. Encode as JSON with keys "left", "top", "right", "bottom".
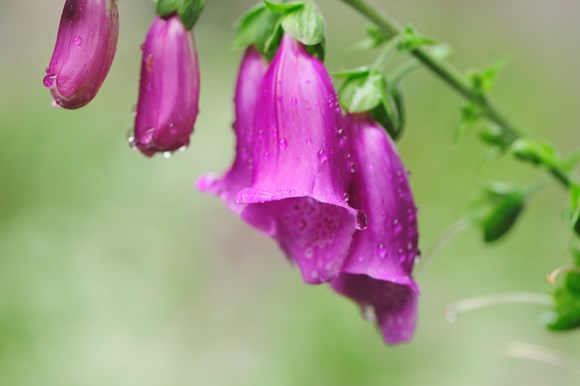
{"left": 338, "top": 0, "right": 571, "bottom": 189}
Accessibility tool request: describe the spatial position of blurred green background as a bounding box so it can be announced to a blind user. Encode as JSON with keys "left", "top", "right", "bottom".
{"left": 1, "top": 0, "right": 580, "bottom": 385}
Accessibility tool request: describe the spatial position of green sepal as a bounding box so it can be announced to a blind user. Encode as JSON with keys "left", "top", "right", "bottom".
{"left": 263, "top": 0, "right": 304, "bottom": 13}
{"left": 280, "top": 1, "right": 326, "bottom": 47}
{"left": 339, "top": 70, "right": 402, "bottom": 139}
{"left": 398, "top": 25, "right": 435, "bottom": 52}
{"left": 332, "top": 67, "right": 371, "bottom": 78}
{"left": 233, "top": 3, "right": 283, "bottom": 60}
{"left": 156, "top": 0, "right": 206, "bottom": 29}
{"left": 545, "top": 271, "right": 580, "bottom": 331}
{"left": 466, "top": 182, "right": 525, "bottom": 243}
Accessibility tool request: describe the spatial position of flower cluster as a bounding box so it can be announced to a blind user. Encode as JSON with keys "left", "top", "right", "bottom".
{"left": 200, "top": 34, "right": 420, "bottom": 344}
{"left": 44, "top": 0, "right": 420, "bottom": 344}
{"left": 43, "top": 0, "right": 202, "bottom": 157}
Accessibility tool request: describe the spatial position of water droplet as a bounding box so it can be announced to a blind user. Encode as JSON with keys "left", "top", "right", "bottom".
{"left": 126, "top": 129, "right": 136, "bottom": 149}
{"left": 279, "top": 138, "right": 288, "bottom": 150}
{"left": 317, "top": 150, "right": 327, "bottom": 162}
{"left": 305, "top": 247, "right": 314, "bottom": 259}
{"left": 342, "top": 192, "right": 350, "bottom": 202}
{"left": 311, "top": 271, "right": 319, "bottom": 279}
{"left": 73, "top": 35, "right": 83, "bottom": 46}
{"left": 393, "top": 219, "right": 399, "bottom": 225}
{"left": 163, "top": 151, "right": 172, "bottom": 159}
{"left": 291, "top": 97, "right": 298, "bottom": 105}
{"left": 43, "top": 74, "right": 55, "bottom": 88}
{"left": 355, "top": 211, "right": 368, "bottom": 230}
{"left": 377, "top": 243, "right": 387, "bottom": 258}
{"left": 349, "top": 162, "right": 357, "bottom": 173}
{"left": 306, "top": 138, "right": 313, "bottom": 145}
{"left": 407, "top": 242, "right": 413, "bottom": 251}
{"left": 45, "top": 67, "right": 50, "bottom": 74}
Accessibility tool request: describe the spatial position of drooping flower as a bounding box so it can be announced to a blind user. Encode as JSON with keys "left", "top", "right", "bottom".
{"left": 197, "top": 47, "right": 269, "bottom": 211}
{"left": 331, "top": 113, "right": 420, "bottom": 345}
{"left": 237, "top": 35, "right": 360, "bottom": 284}
{"left": 43, "top": 0, "right": 119, "bottom": 109}
{"left": 131, "top": 15, "right": 200, "bottom": 157}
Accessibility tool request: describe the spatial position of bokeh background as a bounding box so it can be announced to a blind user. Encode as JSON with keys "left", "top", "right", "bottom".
{"left": 1, "top": 0, "right": 580, "bottom": 385}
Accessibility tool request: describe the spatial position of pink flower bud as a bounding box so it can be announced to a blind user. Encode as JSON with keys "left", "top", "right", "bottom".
{"left": 131, "top": 15, "right": 200, "bottom": 157}
{"left": 43, "top": 0, "right": 119, "bottom": 109}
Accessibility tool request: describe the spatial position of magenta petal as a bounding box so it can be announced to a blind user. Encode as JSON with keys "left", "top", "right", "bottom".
{"left": 133, "top": 15, "right": 200, "bottom": 157}
{"left": 332, "top": 274, "right": 418, "bottom": 345}
{"left": 44, "top": 0, "right": 119, "bottom": 109}
{"left": 237, "top": 35, "right": 358, "bottom": 284}
{"left": 332, "top": 113, "right": 420, "bottom": 344}
{"left": 197, "top": 47, "right": 268, "bottom": 212}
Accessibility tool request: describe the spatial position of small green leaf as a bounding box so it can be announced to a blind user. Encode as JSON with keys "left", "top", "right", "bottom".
{"left": 511, "top": 138, "right": 564, "bottom": 170}
{"left": 567, "top": 183, "right": 580, "bottom": 237}
{"left": 398, "top": 25, "right": 435, "bottom": 52}
{"left": 263, "top": 0, "right": 304, "bottom": 13}
{"left": 332, "top": 67, "right": 371, "bottom": 78}
{"left": 233, "top": 4, "right": 267, "bottom": 48}
{"left": 466, "top": 182, "right": 525, "bottom": 243}
{"left": 478, "top": 125, "right": 510, "bottom": 151}
{"left": 455, "top": 102, "right": 483, "bottom": 142}
{"left": 355, "top": 25, "right": 391, "bottom": 50}
{"left": 281, "top": 2, "right": 326, "bottom": 46}
{"left": 467, "top": 55, "right": 512, "bottom": 96}
{"left": 339, "top": 71, "right": 386, "bottom": 113}
{"left": 233, "top": 4, "right": 283, "bottom": 59}
{"left": 545, "top": 270, "right": 580, "bottom": 331}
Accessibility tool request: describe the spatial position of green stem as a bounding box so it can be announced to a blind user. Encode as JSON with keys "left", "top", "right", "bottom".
{"left": 338, "top": 0, "right": 571, "bottom": 189}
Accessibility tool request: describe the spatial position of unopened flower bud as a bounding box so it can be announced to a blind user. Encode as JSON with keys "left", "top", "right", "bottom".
{"left": 44, "top": 0, "right": 119, "bottom": 109}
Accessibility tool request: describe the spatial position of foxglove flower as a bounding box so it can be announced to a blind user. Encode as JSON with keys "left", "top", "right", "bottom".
{"left": 237, "top": 35, "right": 359, "bottom": 284}
{"left": 132, "top": 15, "right": 200, "bottom": 157}
{"left": 197, "top": 47, "right": 268, "bottom": 211}
{"left": 332, "top": 113, "right": 420, "bottom": 345}
{"left": 43, "top": 0, "right": 119, "bottom": 109}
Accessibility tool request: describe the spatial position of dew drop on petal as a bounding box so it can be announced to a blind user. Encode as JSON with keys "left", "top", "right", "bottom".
{"left": 317, "top": 150, "right": 327, "bottom": 162}
{"left": 43, "top": 75, "right": 55, "bottom": 88}
{"left": 377, "top": 243, "right": 387, "bottom": 258}
{"left": 73, "top": 35, "right": 83, "bottom": 46}
{"left": 279, "top": 137, "right": 288, "bottom": 150}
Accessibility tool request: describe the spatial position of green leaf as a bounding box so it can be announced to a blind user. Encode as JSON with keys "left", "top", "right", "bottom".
{"left": 339, "top": 71, "right": 386, "bottom": 113}
{"left": 511, "top": 138, "right": 564, "bottom": 169}
{"left": 263, "top": 0, "right": 304, "bottom": 13}
{"left": 398, "top": 25, "right": 435, "bottom": 52}
{"left": 478, "top": 125, "right": 510, "bottom": 150}
{"left": 233, "top": 4, "right": 283, "bottom": 59}
{"left": 281, "top": 2, "right": 326, "bottom": 46}
{"left": 466, "top": 182, "right": 525, "bottom": 243}
{"left": 455, "top": 102, "right": 483, "bottom": 142}
{"left": 355, "top": 25, "right": 391, "bottom": 50}
{"left": 332, "top": 67, "right": 371, "bottom": 78}
{"left": 233, "top": 4, "right": 267, "bottom": 48}
{"left": 568, "top": 183, "right": 580, "bottom": 237}
{"left": 546, "top": 270, "right": 580, "bottom": 331}
{"left": 467, "top": 55, "right": 512, "bottom": 96}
